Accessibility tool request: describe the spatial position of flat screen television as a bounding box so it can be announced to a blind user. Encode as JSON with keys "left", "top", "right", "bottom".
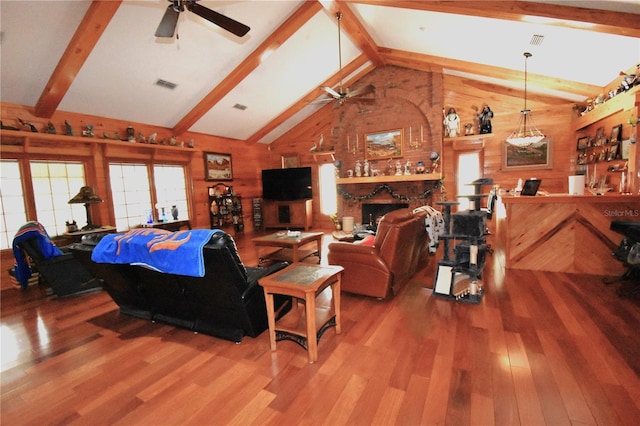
{"left": 261, "top": 167, "right": 312, "bottom": 201}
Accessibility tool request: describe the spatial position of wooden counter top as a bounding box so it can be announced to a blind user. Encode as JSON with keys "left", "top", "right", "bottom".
{"left": 500, "top": 193, "right": 640, "bottom": 204}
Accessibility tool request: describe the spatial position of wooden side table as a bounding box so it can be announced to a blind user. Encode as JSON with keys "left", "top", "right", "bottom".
{"left": 260, "top": 264, "right": 343, "bottom": 363}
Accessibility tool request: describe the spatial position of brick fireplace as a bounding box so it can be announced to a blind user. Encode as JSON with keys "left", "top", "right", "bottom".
{"left": 337, "top": 179, "right": 440, "bottom": 226}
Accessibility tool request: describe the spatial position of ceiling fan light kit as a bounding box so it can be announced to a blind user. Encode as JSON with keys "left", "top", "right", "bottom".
{"left": 155, "top": 0, "right": 250, "bottom": 38}
{"left": 506, "top": 52, "right": 545, "bottom": 147}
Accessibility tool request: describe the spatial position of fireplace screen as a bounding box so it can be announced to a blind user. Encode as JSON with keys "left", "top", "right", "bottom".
{"left": 362, "top": 203, "right": 408, "bottom": 226}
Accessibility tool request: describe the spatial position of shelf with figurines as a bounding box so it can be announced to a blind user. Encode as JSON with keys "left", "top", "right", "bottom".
{"left": 0, "top": 120, "right": 196, "bottom": 154}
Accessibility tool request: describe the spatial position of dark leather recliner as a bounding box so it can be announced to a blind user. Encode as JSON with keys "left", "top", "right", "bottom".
{"left": 327, "top": 208, "right": 430, "bottom": 299}
{"left": 12, "top": 222, "right": 102, "bottom": 297}
{"left": 69, "top": 231, "right": 291, "bottom": 342}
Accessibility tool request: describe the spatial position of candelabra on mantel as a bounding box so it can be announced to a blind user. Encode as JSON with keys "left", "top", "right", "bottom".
{"left": 408, "top": 126, "right": 425, "bottom": 150}
{"left": 346, "top": 134, "right": 360, "bottom": 156}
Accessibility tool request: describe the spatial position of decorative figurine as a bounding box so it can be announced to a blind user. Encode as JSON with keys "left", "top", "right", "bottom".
{"left": 464, "top": 123, "right": 474, "bottom": 135}
{"left": 82, "top": 124, "right": 94, "bottom": 138}
{"left": 65, "top": 120, "right": 74, "bottom": 136}
{"left": 404, "top": 160, "right": 411, "bottom": 175}
{"left": 395, "top": 160, "right": 403, "bottom": 176}
{"left": 171, "top": 205, "right": 179, "bottom": 220}
{"left": 126, "top": 126, "right": 135, "bottom": 142}
{"left": 18, "top": 118, "right": 38, "bottom": 132}
{"left": 430, "top": 151, "right": 440, "bottom": 173}
{"left": 443, "top": 107, "right": 460, "bottom": 137}
{"left": 363, "top": 159, "right": 370, "bottom": 177}
{"left": 188, "top": 138, "right": 195, "bottom": 148}
{"left": 477, "top": 104, "right": 493, "bottom": 134}
{"left": 619, "top": 64, "right": 639, "bottom": 92}
{"left": 416, "top": 160, "right": 426, "bottom": 174}
{"left": 148, "top": 132, "right": 158, "bottom": 144}
{"left": 102, "top": 131, "right": 121, "bottom": 140}
{"left": 0, "top": 121, "right": 20, "bottom": 131}
{"left": 355, "top": 160, "right": 362, "bottom": 177}
{"left": 44, "top": 122, "right": 56, "bottom": 134}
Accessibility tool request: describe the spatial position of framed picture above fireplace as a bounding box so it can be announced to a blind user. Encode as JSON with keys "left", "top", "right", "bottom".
{"left": 365, "top": 129, "right": 403, "bottom": 160}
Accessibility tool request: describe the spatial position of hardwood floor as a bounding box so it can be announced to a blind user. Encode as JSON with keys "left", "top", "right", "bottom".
{"left": 2, "top": 231, "right": 639, "bottom": 425}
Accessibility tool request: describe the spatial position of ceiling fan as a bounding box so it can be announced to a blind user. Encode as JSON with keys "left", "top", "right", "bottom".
{"left": 319, "top": 12, "right": 375, "bottom": 106}
{"left": 155, "top": 0, "right": 250, "bottom": 38}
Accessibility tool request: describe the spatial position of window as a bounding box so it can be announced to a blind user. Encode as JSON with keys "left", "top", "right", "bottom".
{"left": 109, "top": 163, "right": 152, "bottom": 231}
{"left": 456, "top": 152, "right": 481, "bottom": 211}
{"left": 30, "top": 161, "right": 86, "bottom": 237}
{"left": 153, "top": 165, "right": 189, "bottom": 221}
{"left": 109, "top": 163, "right": 189, "bottom": 231}
{"left": 319, "top": 163, "right": 337, "bottom": 215}
{"left": 0, "top": 160, "right": 27, "bottom": 249}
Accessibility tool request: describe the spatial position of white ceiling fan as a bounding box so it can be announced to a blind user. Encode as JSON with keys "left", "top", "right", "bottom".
{"left": 318, "top": 12, "right": 375, "bottom": 106}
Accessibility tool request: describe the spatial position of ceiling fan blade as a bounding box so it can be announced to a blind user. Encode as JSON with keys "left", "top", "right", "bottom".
{"left": 346, "top": 84, "right": 375, "bottom": 98}
{"left": 187, "top": 2, "right": 250, "bottom": 37}
{"left": 310, "top": 98, "right": 335, "bottom": 105}
{"left": 321, "top": 86, "right": 342, "bottom": 99}
{"left": 155, "top": 5, "right": 180, "bottom": 38}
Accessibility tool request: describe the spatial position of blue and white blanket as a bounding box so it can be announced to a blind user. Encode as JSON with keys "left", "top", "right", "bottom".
{"left": 91, "top": 228, "right": 220, "bottom": 277}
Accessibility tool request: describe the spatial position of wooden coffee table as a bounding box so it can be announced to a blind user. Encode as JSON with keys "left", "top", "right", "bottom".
{"left": 260, "top": 264, "right": 343, "bottom": 363}
{"left": 252, "top": 231, "right": 323, "bottom": 264}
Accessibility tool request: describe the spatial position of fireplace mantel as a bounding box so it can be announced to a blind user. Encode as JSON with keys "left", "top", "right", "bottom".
{"left": 336, "top": 173, "right": 441, "bottom": 185}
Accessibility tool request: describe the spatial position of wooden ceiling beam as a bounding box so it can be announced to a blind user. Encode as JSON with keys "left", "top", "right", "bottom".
{"left": 34, "top": 1, "right": 122, "bottom": 118}
{"left": 352, "top": 1, "right": 639, "bottom": 38}
{"left": 379, "top": 47, "right": 601, "bottom": 99}
{"left": 245, "top": 54, "right": 372, "bottom": 144}
{"left": 172, "top": 1, "right": 322, "bottom": 136}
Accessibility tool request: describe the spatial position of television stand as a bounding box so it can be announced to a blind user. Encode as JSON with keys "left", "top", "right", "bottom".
{"left": 263, "top": 199, "right": 312, "bottom": 230}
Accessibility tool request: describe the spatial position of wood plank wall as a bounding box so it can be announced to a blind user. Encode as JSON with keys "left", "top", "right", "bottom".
{"left": 2, "top": 67, "right": 637, "bottom": 289}
{"left": 1, "top": 102, "right": 270, "bottom": 234}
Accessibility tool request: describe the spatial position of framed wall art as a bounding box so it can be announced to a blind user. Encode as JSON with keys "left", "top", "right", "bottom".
{"left": 610, "top": 124, "right": 622, "bottom": 143}
{"left": 204, "top": 152, "right": 233, "bottom": 181}
{"left": 621, "top": 139, "right": 631, "bottom": 160}
{"left": 594, "top": 127, "right": 605, "bottom": 144}
{"left": 608, "top": 143, "right": 619, "bottom": 161}
{"left": 281, "top": 154, "right": 299, "bottom": 168}
{"left": 576, "top": 136, "right": 589, "bottom": 150}
{"left": 365, "top": 128, "right": 403, "bottom": 159}
{"left": 502, "top": 138, "right": 553, "bottom": 170}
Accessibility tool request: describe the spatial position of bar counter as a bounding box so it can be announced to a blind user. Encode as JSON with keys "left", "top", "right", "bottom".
{"left": 495, "top": 192, "right": 639, "bottom": 276}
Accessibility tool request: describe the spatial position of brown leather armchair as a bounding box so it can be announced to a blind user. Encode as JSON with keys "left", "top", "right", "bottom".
{"left": 327, "top": 208, "right": 430, "bottom": 299}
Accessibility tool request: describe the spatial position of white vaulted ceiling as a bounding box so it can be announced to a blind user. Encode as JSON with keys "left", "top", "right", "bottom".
{"left": 1, "top": 1, "right": 638, "bottom": 145}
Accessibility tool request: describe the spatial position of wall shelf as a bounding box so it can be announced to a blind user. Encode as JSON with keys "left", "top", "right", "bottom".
{"left": 574, "top": 86, "right": 639, "bottom": 131}
{"left": 312, "top": 151, "right": 335, "bottom": 162}
{"left": 336, "top": 173, "right": 441, "bottom": 185}
{"left": 0, "top": 129, "right": 196, "bottom": 154}
{"left": 444, "top": 134, "right": 487, "bottom": 143}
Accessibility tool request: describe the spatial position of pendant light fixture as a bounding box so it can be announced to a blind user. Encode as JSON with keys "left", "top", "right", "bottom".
{"left": 506, "top": 52, "right": 545, "bottom": 146}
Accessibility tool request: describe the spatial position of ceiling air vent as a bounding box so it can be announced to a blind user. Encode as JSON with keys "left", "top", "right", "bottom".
{"left": 530, "top": 34, "right": 544, "bottom": 46}
{"left": 233, "top": 103, "right": 247, "bottom": 111}
{"left": 155, "top": 79, "right": 177, "bottom": 90}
